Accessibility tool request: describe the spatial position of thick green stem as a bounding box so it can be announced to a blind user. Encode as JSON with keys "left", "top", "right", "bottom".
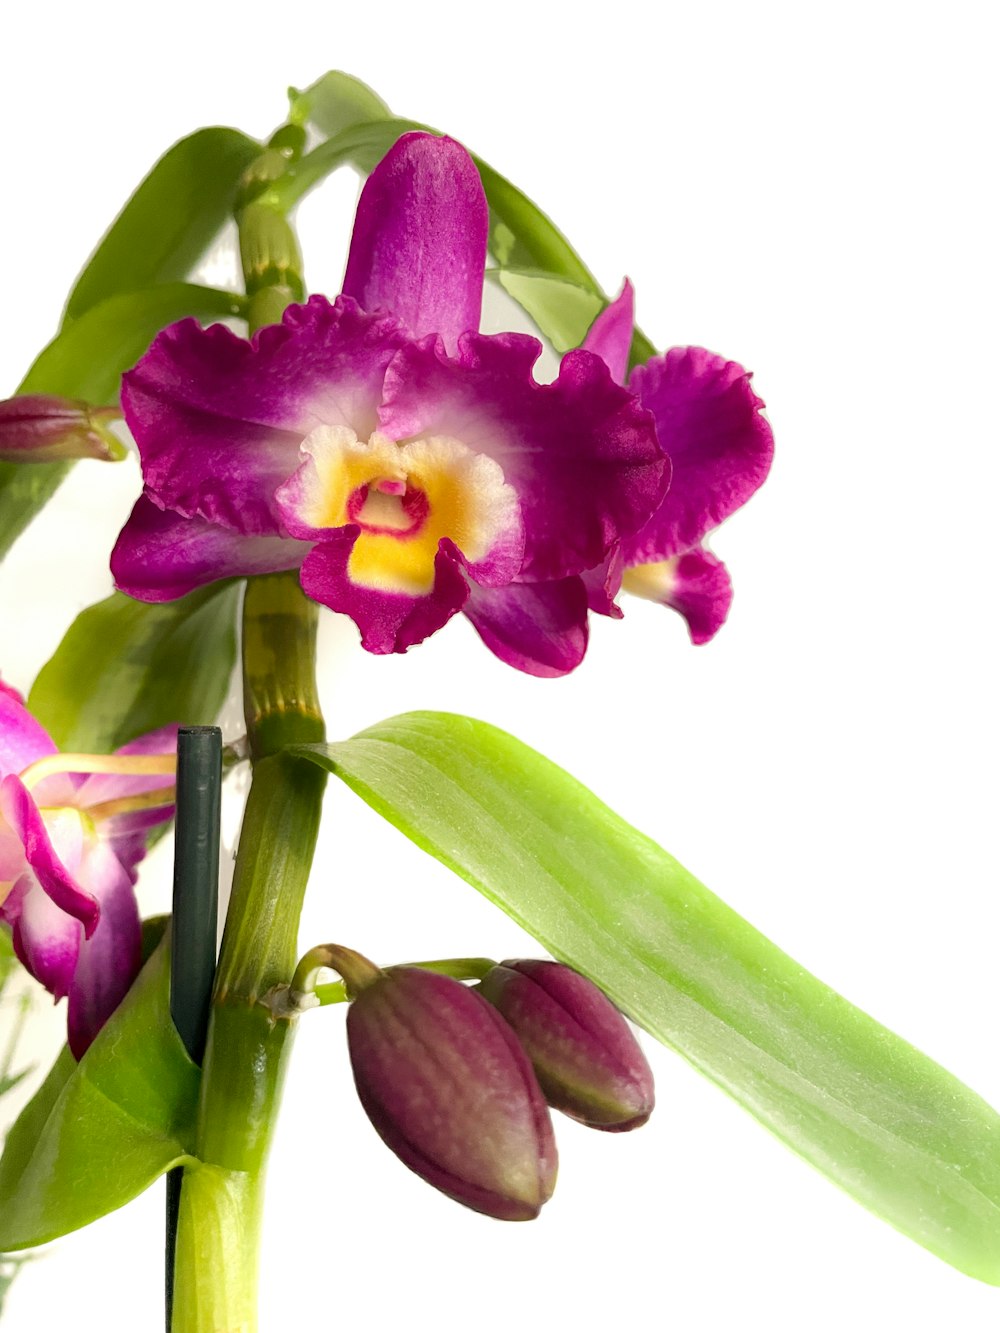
{"left": 170, "top": 123, "right": 324, "bottom": 1329}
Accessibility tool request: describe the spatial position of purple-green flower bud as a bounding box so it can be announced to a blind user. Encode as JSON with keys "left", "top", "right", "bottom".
{"left": 478, "top": 960, "right": 655, "bottom": 1132}
{"left": 0, "top": 394, "right": 125, "bottom": 463}
{"left": 346, "top": 962, "right": 558, "bottom": 1220}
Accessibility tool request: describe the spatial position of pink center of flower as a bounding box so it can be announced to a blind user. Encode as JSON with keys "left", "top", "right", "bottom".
{"left": 346, "top": 480, "right": 430, "bottom": 538}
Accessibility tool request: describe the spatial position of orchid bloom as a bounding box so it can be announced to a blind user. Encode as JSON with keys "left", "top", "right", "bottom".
{"left": 0, "top": 680, "right": 176, "bottom": 1057}
{"left": 110, "top": 133, "right": 667, "bottom": 677}
{"left": 581, "top": 281, "right": 774, "bottom": 642}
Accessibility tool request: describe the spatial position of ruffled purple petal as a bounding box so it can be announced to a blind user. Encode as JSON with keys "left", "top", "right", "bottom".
{"left": 9, "top": 875, "right": 82, "bottom": 1000}
{"left": 625, "top": 347, "right": 773, "bottom": 562}
{"left": 298, "top": 530, "right": 470, "bottom": 654}
{"left": 342, "top": 133, "right": 489, "bottom": 354}
{"left": 0, "top": 684, "right": 57, "bottom": 779}
{"left": 581, "top": 280, "right": 635, "bottom": 386}
{"left": 121, "top": 296, "right": 410, "bottom": 533}
{"left": 66, "top": 839, "right": 141, "bottom": 1058}
{"left": 111, "top": 496, "right": 311, "bottom": 602}
{"left": 0, "top": 777, "right": 99, "bottom": 933}
{"left": 464, "top": 577, "right": 589, "bottom": 677}
{"left": 580, "top": 548, "right": 625, "bottom": 620}
{"left": 378, "top": 334, "right": 667, "bottom": 581}
{"left": 623, "top": 546, "right": 734, "bottom": 644}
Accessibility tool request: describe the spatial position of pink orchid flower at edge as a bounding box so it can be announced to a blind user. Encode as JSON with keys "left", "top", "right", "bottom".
{"left": 581, "top": 280, "right": 774, "bottom": 642}
{"left": 0, "top": 679, "right": 176, "bottom": 1057}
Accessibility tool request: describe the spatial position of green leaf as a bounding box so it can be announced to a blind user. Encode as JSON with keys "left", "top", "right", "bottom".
{"left": 0, "top": 933, "right": 199, "bottom": 1250}
{"left": 289, "top": 71, "right": 391, "bottom": 169}
{"left": 63, "top": 127, "right": 260, "bottom": 323}
{"left": 0, "top": 283, "right": 245, "bottom": 562}
{"left": 291, "top": 712, "right": 1000, "bottom": 1285}
{"left": 28, "top": 582, "right": 241, "bottom": 752}
{"left": 490, "top": 268, "right": 604, "bottom": 355}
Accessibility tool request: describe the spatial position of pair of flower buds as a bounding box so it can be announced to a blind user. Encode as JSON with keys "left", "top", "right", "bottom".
{"left": 329, "top": 947, "right": 654, "bottom": 1220}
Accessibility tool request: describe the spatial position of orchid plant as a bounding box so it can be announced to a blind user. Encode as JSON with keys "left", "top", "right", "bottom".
{"left": 2, "top": 71, "right": 1000, "bottom": 1332}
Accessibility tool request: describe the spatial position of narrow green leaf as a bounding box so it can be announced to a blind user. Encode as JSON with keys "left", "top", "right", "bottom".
{"left": 0, "top": 283, "right": 245, "bottom": 562}
{"left": 291, "top": 712, "right": 1000, "bottom": 1285}
{"left": 63, "top": 127, "right": 260, "bottom": 323}
{"left": 0, "top": 934, "right": 199, "bottom": 1250}
{"left": 28, "top": 583, "right": 241, "bottom": 753}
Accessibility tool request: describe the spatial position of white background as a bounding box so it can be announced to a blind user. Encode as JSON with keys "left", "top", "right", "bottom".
{"left": 1, "top": 2, "right": 998, "bottom": 1329}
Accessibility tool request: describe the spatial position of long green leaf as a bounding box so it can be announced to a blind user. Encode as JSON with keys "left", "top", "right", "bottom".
{"left": 0, "top": 934, "right": 199, "bottom": 1250}
{"left": 291, "top": 712, "right": 1000, "bottom": 1285}
{"left": 28, "top": 583, "right": 241, "bottom": 752}
{"left": 63, "top": 127, "right": 260, "bottom": 322}
{"left": 0, "top": 283, "right": 244, "bottom": 562}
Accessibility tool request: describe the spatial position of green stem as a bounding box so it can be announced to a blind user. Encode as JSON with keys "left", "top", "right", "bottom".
{"left": 169, "top": 128, "right": 325, "bottom": 1333}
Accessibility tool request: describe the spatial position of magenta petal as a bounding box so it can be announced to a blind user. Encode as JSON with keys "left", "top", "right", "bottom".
{"left": 10, "top": 876, "right": 82, "bottom": 1000}
{"left": 581, "top": 280, "right": 635, "bottom": 386}
{"left": 111, "top": 496, "right": 311, "bottom": 602}
{"left": 625, "top": 347, "right": 774, "bottom": 562}
{"left": 0, "top": 685, "right": 57, "bottom": 779}
{"left": 299, "top": 530, "right": 469, "bottom": 654}
{"left": 121, "top": 297, "right": 409, "bottom": 532}
{"left": 379, "top": 334, "right": 667, "bottom": 580}
{"left": 342, "top": 133, "right": 489, "bottom": 353}
{"left": 580, "top": 548, "right": 625, "bottom": 620}
{"left": 0, "top": 777, "right": 99, "bottom": 933}
{"left": 76, "top": 725, "right": 178, "bottom": 809}
{"left": 464, "top": 577, "right": 589, "bottom": 677}
{"left": 624, "top": 546, "right": 734, "bottom": 644}
{"left": 66, "top": 840, "right": 141, "bottom": 1058}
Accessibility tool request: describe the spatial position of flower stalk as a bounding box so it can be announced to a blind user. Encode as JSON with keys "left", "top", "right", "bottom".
{"left": 167, "top": 130, "right": 326, "bottom": 1333}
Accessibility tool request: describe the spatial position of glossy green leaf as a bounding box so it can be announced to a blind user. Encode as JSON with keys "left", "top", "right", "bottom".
{"left": 63, "top": 127, "right": 260, "bottom": 323}
{"left": 0, "top": 283, "right": 245, "bottom": 562}
{"left": 0, "top": 934, "right": 199, "bottom": 1250}
{"left": 292, "top": 712, "right": 1000, "bottom": 1284}
{"left": 28, "top": 582, "right": 241, "bottom": 752}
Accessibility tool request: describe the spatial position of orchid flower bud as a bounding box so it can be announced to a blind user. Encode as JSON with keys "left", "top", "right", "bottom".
{"left": 340, "top": 951, "right": 558, "bottom": 1220}
{"left": 478, "top": 960, "right": 655, "bottom": 1131}
{"left": 0, "top": 394, "right": 126, "bottom": 463}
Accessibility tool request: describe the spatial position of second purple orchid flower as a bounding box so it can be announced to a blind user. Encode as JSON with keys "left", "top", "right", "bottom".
{"left": 111, "top": 132, "right": 772, "bottom": 673}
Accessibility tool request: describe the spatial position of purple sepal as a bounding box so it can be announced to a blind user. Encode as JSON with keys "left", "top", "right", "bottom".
{"left": 464, "top": 577, "right": 589, "bottom": 677}
{"left": 581, "top": 280, "right": 635, "bottom": 387}
{"left": 8, "top": 876, "right": 82, "bottom": 1001}
{"left": 111, "top": 496, "right": 309, "bottom": 602}
{"left": 66, "top": 840, "right": 142, "bottom": 1059}
{"left": 342, "top": 133, "right": 489, "bottom": 354}
{"left": 623, "top": 546, "right": 734, "bottom": 644}
{"left": 478, "top": 960, "right": 655, "bottom": 1132}
{"left": 347, "top": 966, "right": 557, "bottom": 1220}
{"left": 624, "top": 346, "right": 774, "bottom": 563}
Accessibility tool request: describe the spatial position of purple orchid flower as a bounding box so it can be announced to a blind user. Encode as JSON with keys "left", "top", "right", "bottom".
{"left": 581, "top": 281, "right": 774, "bottom": 643}
{"left": 0, "top": 681, "right": 176, "bottom": 1058}
{"left": 109, "top": 133, "right": 667, "bottom": 677}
